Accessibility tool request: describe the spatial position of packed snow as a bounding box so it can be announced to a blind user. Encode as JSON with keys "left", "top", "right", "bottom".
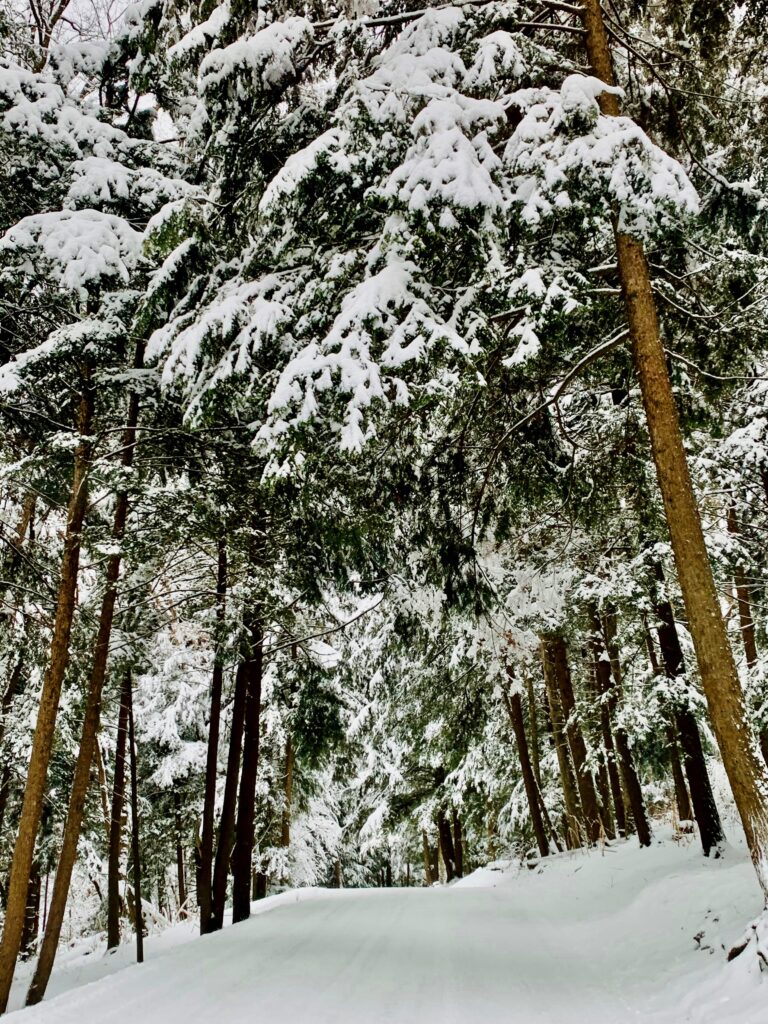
{"left": 10, "top": 826, "right": 768, "bottom": 1023}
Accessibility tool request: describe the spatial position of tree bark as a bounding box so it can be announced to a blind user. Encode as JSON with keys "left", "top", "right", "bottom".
{"left": 525, "top": 675, "right": 543, "bottom": 790}
{"left": 0, "top": 377, "right": 93, "bottom": 1014}
{"left": 174, "top": 789, "right": 187, "bottom": 919}
{"left": 280, "top": 735, "right": 294, "bottom": 849}
{"left": 231, "top": 618, "right": 264, "bottom": 924}
{"left": 210, "top": 660, "right": 248, "bottom": 931}
{"left": 503, "top": 685, "right": 550, "bottom": 857}
{"left": 422, "top": 831, "right": 434, "bottom": 885}
{"left": 590, "top": 611, "right": 651, "bottom": 846}
{"left": 127, "top": 674, "right": 143, "bottom": 964}
{"left": 19, "top": 863, "right": 40, "bottom": 960}
{"left": 451, "top": 809, "right": 463, "bottom": 878}
{"left": 436, "top": 809, "right": 456, "bottom": 881}
{"left": 198, "top": 537, "right": 227, "bottom": 936}
{"left": 580, "top": 0, "right": 768, "bottom": 896}
{"left": 543, "top": 635, "right": 603, "bottom": 844}
{"left": 654, "top": 587, "right": 725, "bottom": 855}
{"left": 540, "top": 638, "right": 583, "bottom": 847}
{"left": 107, "top": 672, "right": 131, "bottom": 949}
{"left": 28, "top": 350, "right": 142, "bottom": 1003}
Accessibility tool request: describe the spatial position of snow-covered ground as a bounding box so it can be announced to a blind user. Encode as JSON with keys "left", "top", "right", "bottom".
{"left": 9, "top": 827, "right": 768, "bottom": 1023}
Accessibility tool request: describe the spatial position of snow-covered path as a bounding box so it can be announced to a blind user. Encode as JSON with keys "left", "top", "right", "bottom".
{"left": 11, "top": 834, "right": 768, "bottom": 1024}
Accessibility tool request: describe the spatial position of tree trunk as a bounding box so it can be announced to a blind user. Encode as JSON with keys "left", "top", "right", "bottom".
{"left": 107, "top": 672, "right": 131, "bottom": 950}
{"left": 19, "top": 863, "right": 40, "bottom": 960}
{"left": 667, "top": 725, "right": 693, "bottom": 823}
{"left": 451, "top": 810, "right": 463, "bottom": 878}
{"left": 280, "top": 735, "right": 294, "bottom": 849}
{"left": 503, "top": 684, "right": 550, "bottom": 857}
{"left": 654, "top": 588, "right": 725, "bottom": 856}
{"left": 0, "top": 378, "right": 93, "bottom": 1013}
{"left": 581, "top": 0, "right": 768, "bottom": 896}
{"left": 525, "top": 675, "right": 543, "bottom": 790}
{"left": 231, "top": 619, "right": 264, "bottom": 924}
{"left": 127, "top": 674, "right": 143, "bottom": 964}
{"left": 210, "top": 660, "right": 248, "bottom": 931}
{"left": 198, "top": 538, "right": 227, "bottom": 936}
{"left": 540, "top": 638, "right": 583, "bottom": 847}
{"left": 544, "top": 635, "right": 603, "bottom": 844}
{"left": 436, "top": 809, "right": 456, "bottom": 881}
{"left": 174, "top": 789, "right": 187, "bottom": 919}
{"left": 590, "top": 611, "right": 651, "bottom": 846}
{"left": 422, "top": 831, "right": 434, "bottom": 885}
{"left": 28, "top": 353, "right": 142, "bottom": 1003}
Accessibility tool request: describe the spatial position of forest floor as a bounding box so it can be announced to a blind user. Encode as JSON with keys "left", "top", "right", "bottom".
{"left": 8, "top": 824, "right": 768, "bottom": 1023}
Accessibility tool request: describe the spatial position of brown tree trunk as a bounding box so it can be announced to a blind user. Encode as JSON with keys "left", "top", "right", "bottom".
{"left": 525, "top": 675, "right": 543, "bottom": 790}
{"left": 19, "top": 863, "right": 40, "bottom": 960}
{"left": 231, "top": 619, "right": 264, "bottom": 924}
{"left": 654, "top": 587, "right": 725, "bottom": 856}
{"left": 107, "top": 672, "right": 131, "bottom": 950}
{"left": 503, "top": 685, "right": 550, "bottom": 857}
{"left": 280, "top": 735, "right": 294, "bottom": 850}
{"left": 28, "top": 354, "right": 142, "bottom": 1003}
{"left": 0, "top": 378, "right": 93, "bottom": 1013}
{"left": 198, "top": 538, "right": 227, "bottom": 935}
{"left": 581, "top": 0, "right": 768, "bottom": 896}
{"left": 436, "top": 809, "right": 456, "bottom": 881}
{"left": 422, "top": 831, "right": 434, "bottom": 885}
{"left": 540, "top": 638, "right": 583, "bottom": 847}
{"left": 543, "top": 635, "right": 603, "bottom": 844}
{"left": 667, "top": 725, "right": 693, "bottom": 822}
{"left": 210, "top": 660, "right": 249, "bottom": 931}
{"left": 590, "top": 611, "right": 651, "bottom": 846}
{"left": 451, "top": 810, "right": 464, "bottom": 878}
{"left": 174, "top": 790, "right": 187, "bottom": 919}
{"left": 127, "top": 674, "right": 143, "bottom": 964}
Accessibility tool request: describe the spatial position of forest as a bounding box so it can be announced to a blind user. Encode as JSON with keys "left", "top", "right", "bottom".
{"left": 1, "top": 0, "right": 768, "bottom": 1021}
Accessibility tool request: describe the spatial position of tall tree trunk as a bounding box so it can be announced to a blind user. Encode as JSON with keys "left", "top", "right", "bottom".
{"left": 19, "top": 863, "right": 40, "bottom": 960}
{"left": 28, "top": 353, "right": 142, "bottom": 1004}
{"left": 525, "top": 675, "right": 543, "bottom": 790}
{"left": 231, "top": 619, "right": 264, "bottom": 924}
{"left": 540, "top": 638, "right": 583, "bottom": 847}
{"left": 503, "top": 685, "right": 550, "bottom": 857}
{"left": 436, "top": 809, "right": 456, "bottom": 881}
{"left": 580, "top": 0, "right": 768, "bottom": 896}
{"left": 451, "top": 810, "right": 463, "bottom": 878}
{"left": 654, "top": 586, "right": 725, "bottom": 856}
{"left": 174, "top": 789, "right": 187, "bottom": 919}
{"left": 107, "top": 672, "right": 131, "bottom": 950}
{"left": 210, "top": 661, "right": 249, "bottom": 931}
{"left": 280, "top": 735, "right": 294, "bottom": 849}
{"left": 646, "top": 623, "right": 693, "bottom": 823}
{"left": 543, "top": 635, "right": 603, "bottom": 844}
{"left": 198, "top": 538, "right": 227, "bottom": 936}
{"left": 0, "top": 378, "right": 93, "bottom": 1013}
{"left": 422, "top": 831, "right": 434, "bottom": 886}
{"left": 127, "top": 674, "right": 143, "bottom": 964}
{"left": 590, "top": 610, "right": 651, "bottom": 846}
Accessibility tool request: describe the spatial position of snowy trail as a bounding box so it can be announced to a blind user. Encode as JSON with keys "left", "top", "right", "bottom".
{"left": 10, "top": 835, "right": 768, "bottom": 1024}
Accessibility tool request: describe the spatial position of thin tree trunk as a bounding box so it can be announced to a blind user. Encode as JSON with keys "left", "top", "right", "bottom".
{"left": 0, "top": 378, "right": 93, "bottom": 1013}
{"left": 28, "top": 353, "right": 142, "bottom": 1003}
{"left": 503, "top": 685, "right": 550, "bottom": 857}
{"left": 94, "top": 742, "right": 112, "bottom": 844}
{"left": 646, "top": 623, "right": 693, "bottom": 822}
{"left": 580, "top": 0, "right": 768, "bottom": 896}
{"left": 280, "top": 735, "right": 294, "bottom": 849}
{"left": 436, "top": 809, "right": 456, "bottom": 881}
{"left": 231, "top": 619, "right": 264, "bottom": 924}
{"left": 126, "top": 675, "right": 143, "bottom": 964}
{"left": 19, "top": 863, "right": 40, "bottom": 960}
{"left": 174, "top": 789, "right": 187, "bottom": 919}
{"left": 451, "top": 810, "right": 464, "bottom": 878}
{"left": 198, "top": 538, "right": 227, "bottom": 936}
{"left": 654, "top": 586, "right": 725, "bottom": 856}
{"left": 540, "top": 638, "right": 583, "bottom": 847}
{"left": 525, "top": 675, "right": 543, "bottom": 790}
{"left": 544, "top": 635, "right": 603, "bottom": 844}
{"left": 422, "top": 831, "right": 434, "bottom": 885}
{"left": 210, "top": 661, "right": 248, "bottom": 931}
{"left": 590, "top": 610, "right": 651, "bottom": 846}
{"left": 107, "top": 672, "right": 131, "bottom": 950}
